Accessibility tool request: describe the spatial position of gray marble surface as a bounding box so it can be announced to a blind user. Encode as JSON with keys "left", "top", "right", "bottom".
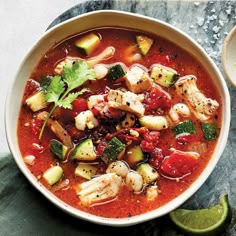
{"left": 1, "top": 0, "right": 236, "bottom": 235}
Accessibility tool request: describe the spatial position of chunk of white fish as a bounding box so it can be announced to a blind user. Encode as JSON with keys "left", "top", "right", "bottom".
{"left": 54, "top": 46, "right": 115, "bottom": 74}
{"left": 175, "top": 75, "right": 219, "bottom": 121}
{"left": 77, "top": 173, "right": 122, "bottom": 206}
{"left": 125, "top": 65, "right": 152, "bottom": 94}
{"left": 107, "top": 89, "right": 145, "bottom": 116}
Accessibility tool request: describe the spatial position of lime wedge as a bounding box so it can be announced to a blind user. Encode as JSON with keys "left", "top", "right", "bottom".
{"left": 169, "top": 194, "right": 231, "bottom": 235}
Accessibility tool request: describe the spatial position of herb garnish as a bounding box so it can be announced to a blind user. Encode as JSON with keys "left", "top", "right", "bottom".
{"left": 39, "top": 60, "right": 96, "bottom": 140}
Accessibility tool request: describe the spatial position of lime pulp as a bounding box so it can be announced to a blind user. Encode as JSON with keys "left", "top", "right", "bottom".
{"left": 169, "top": 194, "right": 231, "bottom": 235}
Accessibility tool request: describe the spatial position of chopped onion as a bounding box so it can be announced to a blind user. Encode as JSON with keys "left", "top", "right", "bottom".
{"left": 51, "top": 179, "right": 70, "bottom": 192}
{"left": 189, "top": 142, "right": 208, "bottom": 154}
{"left": 23, "top": 155, "right": 35, "bottom": 165}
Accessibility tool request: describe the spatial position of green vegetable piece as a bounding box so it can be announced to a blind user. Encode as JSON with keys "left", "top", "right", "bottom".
{"left": 201, "top": 123, "right": 218, "bottom": 141}
{"left": 151, "top": 64, "right": 179, "bottom": 87}
{"left": 102, "top": 137, "right": 126, "bottom": 163}
{"left": 39, "top": 60, "right": 96, "bottom": 140}
{"left": 25, "top": 91, "right": 48, "bottom": 112}
{"left": 107, "top": 64, "right": 126, "bottom": 82}
{"left": 50, "top": 139, "right": 68, "bottom": 160}
{"left": 40, "top": 75, "right": 53, "bottom": 92}
{"left": 75, "top": 163, "right": 97, "bottom": 180}
{"left": 126, "top": 145, "right": 145, "bottom": 168}
{"left": 172, "top": 120, "right": 195, "bottom": 136}
{"left": 71, "top": 138, "right": 96, "bottom": 161}
{"left": 75, "top": 33, "right": 100, "bottom": 56}
{"left": 136, "top": 163, "right": 159, "bottom": 184}
{"left": 136, "top": 35, "right": 154, "bottom": 55}
{"left": 43, "top": 166, "right": 63, "bottom": 186}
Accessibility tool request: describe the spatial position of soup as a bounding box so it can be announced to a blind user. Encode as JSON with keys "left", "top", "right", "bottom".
{"left": 17, "top": 27, "right": 221, "bottom": 218}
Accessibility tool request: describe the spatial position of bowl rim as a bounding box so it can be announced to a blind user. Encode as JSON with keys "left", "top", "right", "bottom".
{"left": 222, "top": 25, "right": 236, "bottom": 88}
{"left": 5, "top": 9, "right": 231, "bottom": 226}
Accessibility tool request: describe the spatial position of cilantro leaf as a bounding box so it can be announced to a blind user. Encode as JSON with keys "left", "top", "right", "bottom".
{"left": 45, "top": 75, "right": 65, "bottom": 103}
{"left": 39, "top": 61, "right": 95, "bottom": 140}
{"left": 40, "top": 76, "right": 53, "bottom": 92}
{"left": 62, "top": 60, "right": 96, "bottom": 91}
{"left": 58, "top": 88, "right": 88, "bottom": 109}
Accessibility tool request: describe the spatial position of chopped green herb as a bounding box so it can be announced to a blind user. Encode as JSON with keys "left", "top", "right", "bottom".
{"left": 40, "top": 76, "right": 53, "bottom": 92}
{"left": 107, "top": 64, "right": 126, "bottom": 81}
{"left": 39, "top": 60, "right": 96, "bottom": 140}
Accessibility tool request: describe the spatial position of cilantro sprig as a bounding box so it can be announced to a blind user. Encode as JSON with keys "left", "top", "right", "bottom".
{"left": 39, "top": 60, "right": 96, "bottom": 140}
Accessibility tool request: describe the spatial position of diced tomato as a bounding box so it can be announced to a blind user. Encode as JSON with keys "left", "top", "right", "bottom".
{"left": 176, "top": 134, "right": 201, "bottom": 144}
{"left": 106, "top": 107, "right": 124, "bottom": 119}
{"left": 143, "top": 131, "right": 160, "bottom": 142}
{"left": 96, "top": 139, "right": 108, "bottom": 156}
{"left": 118, "top": 133, "right": 139, "bottom": 143}
{"left": 140, "top": 140, "right": 155, "bottom": 152}
{"left": 149, "top": 148, "right": 164, "bottom": 168}
{"left": 144, "top": 87, "right": 171, "bottom": 114}
{"left": 91, "top": 107, "right": 101, "bottom": 116}
{"left": 60, "top": 98, "right": 88, "bottom": 123}
{"left": 23, "top": 80, "right": 40, "bottom": 100}
{"left": 72, "top": 98, "right": 88, "bottom": 113}
{"left": 141, "top": 130, "right": 161, "bottom": 153}
{"left": 160, "top": 149, "right": 199, "bottom": 178}
{"left": 91, "top": 103, "right": 123, "bottom": 119}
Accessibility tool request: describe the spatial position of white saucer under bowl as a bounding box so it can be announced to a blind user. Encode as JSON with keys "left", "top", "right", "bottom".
{"left": 222, "top": 26, "right": 236, "bottom": 87}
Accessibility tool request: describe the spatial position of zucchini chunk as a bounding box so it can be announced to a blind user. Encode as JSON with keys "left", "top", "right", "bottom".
{"left": 136, "top": 163, "right": 159, "bottom": 184}
{"left": 71, "top": 139, "right": 96, "bottom": 161}
{"left": 75, "top": 33, "right": 100, "bottom": 56}
{"left": 50, "top": 139, "right": 68, "bottom": 160}
{"left": 25, "top": 91, "right": 48, "bottom": 112}
{"left": 201, "top": 123, "right": 217, "bottom": 141}
{"left": 101, "top": 137, "right": 126, "bottom": 163}
{"left": 43, "top": 166, "right": 63, "bottom": 186}
{"left": 136, "top": 35, "right": 154, "bottom": 55}
{"left": 107, "top": 64, "right": 126, "bottom": 82}
{"left": 172, "top": 120, "right": 195, "bottom": 136}
{"left": 126, "top": 145, "right": 145, "bottom": 167}
{"left": 139, "top": 115, "right": 168, "bottom": 130}
{"left": 75, "top": 163, "right": 97, "bottom": 180}
{"left": 150, "top": 64, "right": 179, "bottom": 88}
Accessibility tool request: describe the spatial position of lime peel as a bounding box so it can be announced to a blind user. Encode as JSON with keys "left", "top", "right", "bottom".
{"left": 169, "top": 194, "right": 231, "bottom": 235}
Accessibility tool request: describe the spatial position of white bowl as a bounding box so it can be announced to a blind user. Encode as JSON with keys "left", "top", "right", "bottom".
{"left": 222, "top": 26, "right": 236, "bottom": 87}
{"left": 5, "top": 10, "right": 230, "bottom": 226}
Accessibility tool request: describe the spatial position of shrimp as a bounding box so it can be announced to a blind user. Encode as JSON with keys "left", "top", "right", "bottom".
{"left": 106, "top": 161, "right": 129, "bottom": 178}
{"left": 168, "top": 103, "right": 191, "bottom": 124}
{"left": 125, "top": 171, "right": 143, "bottom": 192}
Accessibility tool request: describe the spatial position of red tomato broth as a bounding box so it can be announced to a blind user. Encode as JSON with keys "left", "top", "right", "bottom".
{"left": 17, "top": 27, "right": 222, "bottom": 218}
